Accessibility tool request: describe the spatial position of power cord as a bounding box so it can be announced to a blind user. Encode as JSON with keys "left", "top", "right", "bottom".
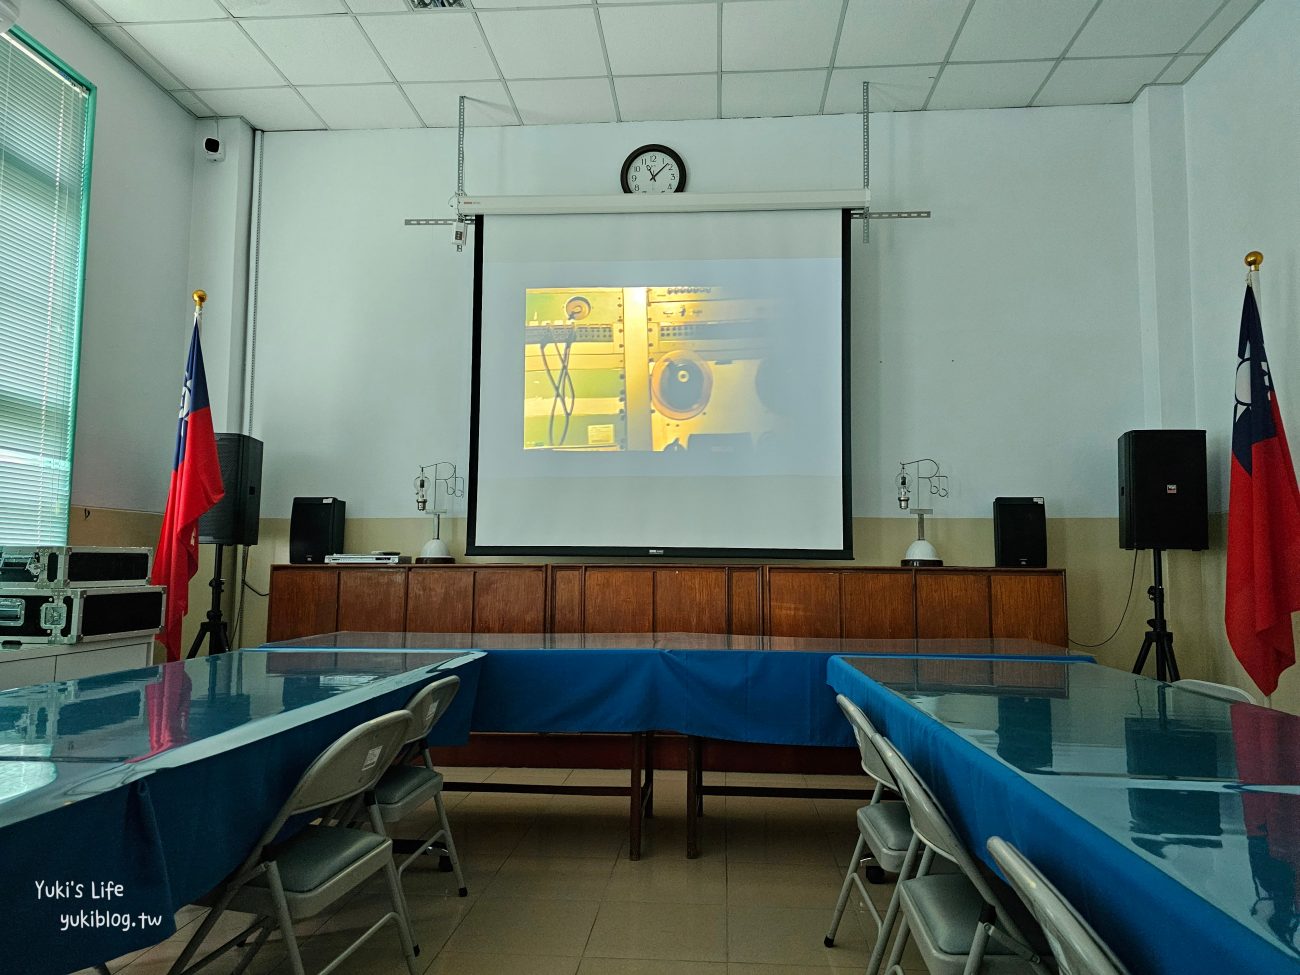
{"left": 1069, "top": 548, "right": 1140, "bottom": 649}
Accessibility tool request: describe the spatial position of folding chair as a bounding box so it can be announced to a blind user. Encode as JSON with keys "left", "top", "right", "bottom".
{"left": 825, "top": 694, "right": 921, "bottom": 975}
{"left": 167, "top": 710, "right": 421, "bottom": 975}
{"left": 1173, "top": 678, "right": 1256, "bottom": 705}
{"left": 987, "top": 837, "right": 1130, "bottom": 975}
{"left": 872, "top": 734, "right": 1050, "bottom": 975}
{"left": 372, "top": 675, "right": 468, "bottom": 896}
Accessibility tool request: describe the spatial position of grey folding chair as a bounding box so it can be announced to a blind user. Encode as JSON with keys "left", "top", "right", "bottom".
{"left": 1173, "top": 678, "right": 1257, "bottom": 705}
{"left": 825, "top": 694, "right": 921, "bottom": 975}
{"left": 167, "top": 710, "right": 421, "bottom": 975}
{"left": 373, "top": 675, "right": 467, "bottom": 896}
{"left": 987, "top": 837, "right": 1130, "bottom": 975}
{"left": 872, "top": 734, "right": 1050, "bottom": 975}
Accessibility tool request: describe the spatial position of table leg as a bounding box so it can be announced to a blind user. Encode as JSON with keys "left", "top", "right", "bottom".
{"left": 644, "top": 730, "right": 655, "bottom": 819}
{"left": 686, "top": 735, "right": 700, "bottom": 859}
{"left": 629, "top": 732, "right": 644, "bottom": 861}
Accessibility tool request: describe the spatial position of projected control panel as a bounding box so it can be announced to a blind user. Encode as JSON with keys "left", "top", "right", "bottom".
{"left": 523, "top": 286, "right": 775, "bottom": 453}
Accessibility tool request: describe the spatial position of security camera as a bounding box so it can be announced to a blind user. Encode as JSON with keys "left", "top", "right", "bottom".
{"left": 203, "top": 136, "right": 224, "bottom": 162}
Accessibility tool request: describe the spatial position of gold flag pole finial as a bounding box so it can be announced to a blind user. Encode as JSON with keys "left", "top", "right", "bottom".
{"left": 193, "top": 289, "right": 207, "bottom": 313}
{"left": 1245, "top": 251, "right": 1263, "bottom": 271}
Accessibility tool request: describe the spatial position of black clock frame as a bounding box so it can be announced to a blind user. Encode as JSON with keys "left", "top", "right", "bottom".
{"left": 620, "top": 144, "right": 687, "bottom": 193}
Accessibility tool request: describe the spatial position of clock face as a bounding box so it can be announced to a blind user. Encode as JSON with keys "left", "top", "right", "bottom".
{"left": 621, "top": 144, "right": 686, "bottom": 194}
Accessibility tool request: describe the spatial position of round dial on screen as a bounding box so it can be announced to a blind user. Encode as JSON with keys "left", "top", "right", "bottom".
{"left": 621, "top": 144, "right": 686, "bottom": 194}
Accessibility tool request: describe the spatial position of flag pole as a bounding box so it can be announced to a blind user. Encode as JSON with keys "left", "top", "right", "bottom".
{"left": 1245, "top": 250, "right": 1262, "bottom": 294}
{"left": 193, "top": 289, "right": 207, "bottom": 326}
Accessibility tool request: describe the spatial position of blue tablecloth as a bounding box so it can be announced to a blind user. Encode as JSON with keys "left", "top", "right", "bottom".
{"left": 0, "top": 649, "right": 481, "bottom": 975}
{"left": 828, "top": 654, "right": 1300, "bottom": 975}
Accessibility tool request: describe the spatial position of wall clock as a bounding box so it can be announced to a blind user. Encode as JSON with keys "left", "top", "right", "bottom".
{"left": 620, "top": 144, "right": 686, "bottom": 194}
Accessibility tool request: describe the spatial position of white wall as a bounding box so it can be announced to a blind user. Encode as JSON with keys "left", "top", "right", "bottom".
{"left": 250, "top": 107, "right": 1146, "bottom": 523}
{"left": 15, "top": 0, "right": 196, "bottom": 514}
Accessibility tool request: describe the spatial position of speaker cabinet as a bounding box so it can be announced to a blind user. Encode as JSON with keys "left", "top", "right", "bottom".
{"left": 198, "top": 434, "right": 263, "bottom": 546}
{"left": 1118, "top": 430, "right": 1208, "bottom": 551}
{"left": 994, "top": 497, "right": 1047, "bottom": 568}
{"left": 290, "top": 497, "right": 346, "bottom": 564}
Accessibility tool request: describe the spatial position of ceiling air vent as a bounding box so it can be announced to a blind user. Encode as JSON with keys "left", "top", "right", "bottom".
{"left": 406, "top": 0, "right": 465, "bottom": 9}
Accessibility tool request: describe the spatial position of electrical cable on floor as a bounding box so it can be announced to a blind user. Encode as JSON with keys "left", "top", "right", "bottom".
{"left": 1069, "top": 548, "right": 1140, "bottom": 648}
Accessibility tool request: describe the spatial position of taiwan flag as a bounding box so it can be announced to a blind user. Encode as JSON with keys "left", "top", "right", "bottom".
{"left": 151, "top": 315, "right": 224, "bottom": 661}
{"left": 1226, "top": 282, "right": 1300, "bottom": 694}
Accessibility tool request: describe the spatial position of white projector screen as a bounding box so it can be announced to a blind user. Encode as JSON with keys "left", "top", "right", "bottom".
{"left": 467, "top": 208, "right": 851, "bottom": 558}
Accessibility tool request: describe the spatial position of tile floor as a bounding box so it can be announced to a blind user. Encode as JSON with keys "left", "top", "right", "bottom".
{"left": 79, "top": 769, "right": 930, "bottom": 975}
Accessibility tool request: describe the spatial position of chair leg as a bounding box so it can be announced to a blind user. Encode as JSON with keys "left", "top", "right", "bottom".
{"left": 962, "top": 918, "right": 992, "bottom": 975}
{"left": 434, "top": 792, "right": 468, "bottom": 896}
{"left": 867, "top": 832, "right": 921, "bottom": 975}
{"left": 227, "top": 921, "right": 272, "bottom": 975}
{"left": 883, "top": 915, "right": 912, "bottom": 975}
{"left": 166, "top": 883, "right": 243, "bottom": 975}
{"left": 381, "top": 857, "right": 422, "bottom": 975}
{"left": 265, "top": 863, "right": 306, "bottom": 975}
{"left": 825, "top": 834, "right": 867, "bottom": 946}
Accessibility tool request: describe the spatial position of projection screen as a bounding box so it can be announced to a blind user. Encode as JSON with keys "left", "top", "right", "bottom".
{"left": 467, "top": 208, "right": 851, "bottom": 558}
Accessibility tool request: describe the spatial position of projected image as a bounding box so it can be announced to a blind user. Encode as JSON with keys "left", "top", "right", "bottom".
{"left": 524, "top": 286, "right": 777, "bottom": 453}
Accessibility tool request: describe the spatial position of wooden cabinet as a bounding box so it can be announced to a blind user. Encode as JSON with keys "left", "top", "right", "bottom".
{"left": 473, "top": 567, "right": 545, "bottom": 633}
{"left": 841, "top": 569, "right": 916, "bottom": 640}
{"left": 406, "top": 568, "right": 473, "bottom": 633}
{"left": 338, "top": 568, "right": 406, "bottom": 632}
{"left": 583, "top": 568, "right": 653, "bottom": 633}
{"left": 654, "top": 568, "right": 728, "bottom": 635}
{"left": 916, "top": 570, "right": 992, "bottom": 686}
{"left": 766, "top": 568, "right": 841, "bottom": 639}
{"left": 267, "top": 567, "right": 338, "bottom": 642}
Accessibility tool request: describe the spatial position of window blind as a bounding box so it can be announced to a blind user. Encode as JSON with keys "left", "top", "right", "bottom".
{"left": 0, "top": 31, "right": 93, "bottom": 545}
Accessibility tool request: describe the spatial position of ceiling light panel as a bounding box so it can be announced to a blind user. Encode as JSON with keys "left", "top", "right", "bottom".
{"left": 614, "top": 73, "right": 718, "bottom": 121}
{"left": 1069, "top": 0, "right": 1222, "bottom": 58}
{"left": 836, "top": 0, "right": 969, "bottom": 67}
{"left": 950, "top": 0, "right": 1094, "bottom": 62}
{"left": 1036, "top": 56, "right": 1171, "bottom": 105}
{"left": 824, "top": 65, "right": 939, "bottom": 113}
{"left": 722, "top": 0, "right": 842, "bottom": 72}
{"left": 241, "top": 16, "right": 391, "bottom": 85}
{"left": 600, "top": 2, "right": 717, "bottom": 76}
{"left": 928, "top": 60, "right": 1053, "bottom": 110}
{"left": 196, "top": 86, "right": 324, "bottom": 129}
{"left": 403, "top": 80, "right": 517, "bottom": 125}
{"left": 299, "top": 82, "right": 423, "bottom": 128}
{"left": 359, "top": 12, "right": 498, "bottom": 82}
{"left": 722, "top": 69, "right": 825, "bottom": 119}
{"left": 124, "top": 21, "right": 284, "bottom": 89}
{"left": 478, "top": 7, "right": 608, "bottom": 79}
{"left": 508, "top": 77, "right": 616, "bottom": 124}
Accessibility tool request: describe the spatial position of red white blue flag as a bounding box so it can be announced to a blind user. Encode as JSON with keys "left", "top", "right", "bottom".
{"left": 151, "top": 315, "right": 224, "bottom": 661}
{"left": 1226, "top": 282, "right": 1300, "bottom": 694}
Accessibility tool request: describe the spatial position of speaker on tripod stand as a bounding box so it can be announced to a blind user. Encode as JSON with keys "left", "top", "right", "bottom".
{"left": 1118, "top": 430, "right": 1208, "bottom": 681}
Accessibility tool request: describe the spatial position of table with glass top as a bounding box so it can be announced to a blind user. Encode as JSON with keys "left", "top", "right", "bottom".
{"left": 828, "top": 654, "right": 1300, "bottom": 975}
{"left": 0, "top": 648, "right": 482, "bottom": 975}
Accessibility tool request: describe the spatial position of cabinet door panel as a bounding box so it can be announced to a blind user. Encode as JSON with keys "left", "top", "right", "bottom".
{"left": 655, "top": 568, "right": 728, "bottom": 635}
{"left": 584, "top": 568, "right": 653, "bottom": 634}
{"left": 729, "top": 567, "right": 762, "bottom": 636}
{"left": 551, "top": 566, "right": 584, "bottom": 635}
{"left": 474, "top": 568, "right": 546, "bottom": 634}
{"left": 267, "top": 568, "right": 338, "bottom": 642}
{"left": 338, "top": 569, "right": 406, "bottom": 632}
{"left": 916, "top": 571, "right": 990, "bottom": 684}
{"left": 841, "top": 570, "right": 915, "bottom": 643}
{"left": 991, "top": 573, "right": 1068, "bottom": 648}
{"left": 407, "top": 569, "right": 473, "bottom": 633}
{"left": 767, "top": 569, "right": 840, "bottom": 639}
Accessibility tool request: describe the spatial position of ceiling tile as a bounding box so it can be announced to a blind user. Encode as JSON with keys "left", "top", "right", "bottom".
{"left": 343, "top": 0, "right": 407, "bottom": 10}
{"left": 124, "top": 21, "right": 283, "bottom": 88}
{"left": 1157, "top": 53, "right": 1205, "bottom": 85}
{"left": 835, "top": 0, "right": 968, "bottom": 67}
{"left": 224, "top": 0, "right": 346, "bottom": 14}
{"left": 615, "top": 74, "right": 717, "bottom": 121}
{"left": 359, "top": 12, "right": 497, "bottom": 82}
{"left": 241, "top": 16, "right": 391, "bottom": 85}
{"left": 479, "top": 8, "right": 607, "bottom": 80}
{"left": 299, "top": 83, "right": 422, "bottom": 128}
{"left": 197, "top": 86, "right": 325, "bottom": 128}
{"left": 1069, "top": 0, "right": 1222, "bottom": 58}
{"left": 1035, "top": 57, "right": 1171, "bottom": 106}
{"left": 170, "top": 90, "right": 216, "bottom": 117}
{"left": 824, "top": 65, "right": 939, "bottom": 113}
{"left": 508, "top": 78, "right": 616, "bottom": 124}
{"left": 1186, "top": 0, "right": 1262, "bottom": 54}
{"left": 722, "top": 0, "right": 842, "bottom": 71}
{"left": 928, "top": 60, "right": 1052, "bottom": 110}
{"left": 403, "top": 80, "right": 518, "bottom": 126}
{"left": 951, "top": 0, "right": 1094, "bottom": 62}
{"left": 96, "top": 24, "right": 185, "bottom": 89}
{"left": 721, "top": 69, "right": 825, "bottom": 119}
{"left": 601, "top": 3, "right": 717, "bottom": 76}
{"left": 95, "top": 0, "right": 225, "bottom": 21}
{"left": 61, "top": 0, "right": 114, "bottom": 24}
{"left": 473, "top": 0, "right": 580, "bottom": 7}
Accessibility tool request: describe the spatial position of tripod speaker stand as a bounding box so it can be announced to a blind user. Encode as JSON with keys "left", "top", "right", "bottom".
{"left": 187, "top": 543, "right": 231, "bottom": 658}
{"left": 1131, "top": 548, "right": 1180, "bottom": 682}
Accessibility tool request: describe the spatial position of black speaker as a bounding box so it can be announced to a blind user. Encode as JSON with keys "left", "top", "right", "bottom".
{"left": 198, "top": 434, "right": 263, "bottom": 546}
{"left": 290, "top": 497, "right": 345, "bottom": 564}
{"left": 994, "top": 497, "right": 1047, "bottom": 568}
{"left": 1118, "top": 429, "right": 1208, "bottom": 551}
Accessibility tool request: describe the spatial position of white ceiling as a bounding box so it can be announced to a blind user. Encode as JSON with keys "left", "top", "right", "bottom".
{"left": 57, "top": 0, "right": 1264, "bottom": 131}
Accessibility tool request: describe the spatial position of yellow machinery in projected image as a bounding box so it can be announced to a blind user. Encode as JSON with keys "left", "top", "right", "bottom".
{"left": 523, "top": 286, "right": 774, "bottom": 452}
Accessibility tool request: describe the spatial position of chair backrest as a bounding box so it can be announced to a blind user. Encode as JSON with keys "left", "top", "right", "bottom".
{"left": 872, "top": 733, "right": 1036, "bottom": 949}
{"left": 403, "top": 675, "right": 461, "bottom": 744}
{"left": 836, "top": 694, "right": 896, "bottom": 790}
{"left": 987, "top": 837, "right": 1131, "bottom": 975}
{"left": 1173, "top": 678, "right": 1256, "bottom": 705}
